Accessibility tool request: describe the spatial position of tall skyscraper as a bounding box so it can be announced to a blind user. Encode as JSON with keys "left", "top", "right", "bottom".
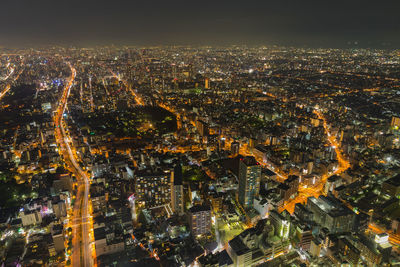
{"left": 171, "top": 163, "right": 184, "bottom": 214}
{"left": 238, "top": 156, "right": 261, "bottom": 208}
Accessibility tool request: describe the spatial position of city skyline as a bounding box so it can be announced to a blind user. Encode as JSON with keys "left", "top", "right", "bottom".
{"left": 0, "top": 0, "right": 400, "bottom": 266}
{"left": 0, "top": 0, "right": 399, "bottom": 48}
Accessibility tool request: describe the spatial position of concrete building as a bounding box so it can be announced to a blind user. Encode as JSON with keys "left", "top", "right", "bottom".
{"left": 188, "top": 205, "right": 211, "bottom": 236}
{"left": 307, "top": 195, "right": 355, "bottom": 234}
{"left": 51, "top": 224, "right": 65, "bottom": 253}
{"left": 94, "top": 227, "right": 125, "bottom": 257}
{"left": 171, "top": 164, "right": 184, "bottom": 214}
{"left": 196, "top": 119, "right": 209, "bottom": 137}
{"left": 382, "top": 174, "right": 400, "bottom": 198}
{"left": 52, "top": 200, "right": 67, "bottom": 219}
{"left": 227, "top": 219, "right": 289, "bottom": 267}
{"left": 135, "top": 171, "right": 173, "bottom": 208}
{"left": 19, "top": 210, "right": 42, "bottom": 226}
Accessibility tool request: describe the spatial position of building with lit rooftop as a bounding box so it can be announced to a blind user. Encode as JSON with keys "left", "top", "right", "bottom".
{"left": 306, "top": 194, "right": 355, "bottom": 234}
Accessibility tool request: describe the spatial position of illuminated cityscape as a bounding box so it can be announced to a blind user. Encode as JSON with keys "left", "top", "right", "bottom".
{"left": 0, "top": 1, "right": 400, "bottom": 267}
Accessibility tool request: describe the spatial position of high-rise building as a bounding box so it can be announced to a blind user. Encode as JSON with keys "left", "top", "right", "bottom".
{"left": 227, "top": 219, "right": 287, "bottom": 267}
{"left": 296, "top": 225, "right": 313, "bottom": 251}
{"left": 269, "top": 210, "right": 290, "bottom": 240}
{"left": 324, "top": 175, "right": 342, "bottom": 195}
{"left": 374, "top": 233, "right": 393, "bottom": 263}
{"left": 135, "top": 171, "right": 172, "bottom": 208}
{"left": 309, "top": 239, "right": 322, "bottom": 257}
{"left": 238, "top": 156, "right": 261, "bottom": 208}
{"left": 196, "top": 119, "right": 209, "bottom": 137}
{"left": 294, "top": 203, "right": 313, "bottom": 222}
{"left": 353, "top": 212, "right": 370, "bottom": 232}
{"left": 188, "top": 205, "right": 211, "bottom": 236}
{"left": 171, "top": 163, "right": 184, "bottom": 214}
{"left": 306, "top": 195, "right": 355, "bottom": 234}
{"left": 52, "top": 173, "right": 72, "bottom": 194}
{"left": 52, "top": 200, "right": 67, "bottom": 219}
{"left": 209, "top": 192, "right": 224, "bottom": 213}
{"left": 278, "top": 175, "right": 299, "bottom": 202}
{"left": 338, "top": 237, "right": 360, "bottom": 265}
{"left": 231, "top": 141, "right": 240, "bottom": 155}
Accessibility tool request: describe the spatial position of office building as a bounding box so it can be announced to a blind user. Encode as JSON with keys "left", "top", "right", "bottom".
{"left": 231, "top": 142, "right": 240, "bottom": 155}
{"left": 196, "top": 119, "right": 209, "bottom": 137}
{"left": 171, "top": 163, "right": 184, "bottom": 214}
{"left": 269, "top": 210, "right": 290, "bottom": 240}
{"left": 278, "top": 175, "right": 299, "bottom": 202}
{"left": 307, "top": 195, "right": 355, "bottom": 234}
{"left": 238, "top": 156, "right": 261, "bottom": 208}
{"left": 135, "top": 171, "right": 173, "bottom": 208}
{"left": 188, "top": 205, "right": 211, "bottom": 236}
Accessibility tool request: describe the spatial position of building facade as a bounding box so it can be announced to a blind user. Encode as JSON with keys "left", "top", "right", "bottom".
{"left": 238, "top": 156, "right": 261, "bottom": 208}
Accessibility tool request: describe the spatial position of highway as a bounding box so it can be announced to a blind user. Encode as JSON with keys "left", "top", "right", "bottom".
{"left": 1, "top": 66, "right": 14, "bottom": 81}
{"left": 0, "top": 66, "right": 24, "bottom": 101}
{"left": 53, "top": 63, "right": 95, "bottom": 267}
{"left": 0, "top": 60, "right": 20, "bottom": 101}
{"left": 0, "top": 84, "right": 12, "bottom": 101}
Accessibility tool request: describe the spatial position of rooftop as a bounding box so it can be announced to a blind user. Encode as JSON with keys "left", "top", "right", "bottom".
{"left": 188, "top": 205, "right": 211, "bottom": 213}
{"left": 229, "top": 235, "right": 250, "bottom": 256}
{"left": 384, "top": 174, "right": 400, "bottom": 187}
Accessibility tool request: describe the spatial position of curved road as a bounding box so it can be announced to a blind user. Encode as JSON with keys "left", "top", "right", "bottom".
{"left": 54, "top": 63, "right": 94, "bottom": 267}
{"left": 0, "top": 60, "right": 24, "bottom": 101}
{"left": 280, "top": 108, "right": 351, "bottom": 213}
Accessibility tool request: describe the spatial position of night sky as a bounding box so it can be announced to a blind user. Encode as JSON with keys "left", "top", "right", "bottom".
{"left": 0, "top": 0, "right": 399, "bottom": 48}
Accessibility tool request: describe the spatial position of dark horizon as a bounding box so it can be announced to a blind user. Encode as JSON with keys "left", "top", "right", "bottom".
{"left": 0, "top": 0, "right": 399, "bottom": 49}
